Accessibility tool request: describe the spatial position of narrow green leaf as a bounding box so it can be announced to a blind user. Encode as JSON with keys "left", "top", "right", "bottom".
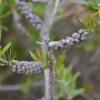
{"left": 0, "top": 63, "right": 5, "bottom": 66}
{"left": 72, "top": 88, "right": 84, "bottom": 97}
{"left": 0, "top": 42, "right": 11, "bottom": 58}
{"left": 36, "top": 49, "right": 43, "bottom": 62}
{"left": 55, "top": 51, "right": 66, "bottom": 71}
{"left": 8, "top": 56, "right": 15, "bottom": 66}
{"left": 79, "top": 18, "right": 89, "bottom": 28}
{"left": 72, "top": 71, "right": 80, "bottom": 82}
{"left": 88, "top": 18, "right": 93, "bottom": 30}
{"left": 9, "top": 49, "right": 12, "bottom": 59}
{"left": 0, "top": 11, "right": 12, "bottom": 19}
{"left": 29, "top": 51, "right": 40, "bottom": 61}
{"left": 3, "top": 54, "right": 6, "bottom": 61}
{"left": 93, "top": 11, "right": 99, "bottom": 16}
{"left": 45, "top": 52, "right": 49, "bottom": 68}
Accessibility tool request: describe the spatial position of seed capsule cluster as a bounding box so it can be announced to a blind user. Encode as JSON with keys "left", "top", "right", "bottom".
{"left": 16, "top": 0, "right": 42, "bottom": 30}
{"left": 10, "top": 60, "right": 44, "bottom": 74}
{"left": 49, "top": 29, "right": 89, "bottom": 49}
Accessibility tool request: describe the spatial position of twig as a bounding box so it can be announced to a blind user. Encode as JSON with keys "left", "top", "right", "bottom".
{"left": 45, "top": 39, "right": 55, "bottom": 100}
{"left": 37, "top": 29, "right": 89, "bottom": 50}
{"left": 16, "top": 0, "right": 43, "bottom": 31}
{"left": 12, "top": 9, "right": 30, "bottom": 36}
{"left": 0, "top": 58, "right": 8, "bottom": 65}
{"left": 20, "top": 0, "right": 47, "bottom": 4}
{"left": 0, "top": 81, "right": 44, "bottom": 91}
{"left": 39, "top": 0, "right": 53, "bottom": 99}
{"left": 55, "top": 79, "right": 69, "bottom": 87}
{"left": 50, "top": 0, "right": 60, "bottom": 25}
{"left": 59, "top": 0, "right": 66, "bottom": 9}
{"left": 0, "top": 59, "right": 44, "bottom": 74}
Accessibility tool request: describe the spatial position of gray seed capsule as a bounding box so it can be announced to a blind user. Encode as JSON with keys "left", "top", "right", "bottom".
{"left": 81, "top": 37, "right": 86, "bottom": 41}
{"left": 74, "top": 38, "right": 80, "bottom": 44}
{"left": 78, "top": 29, "right": 84, "bottom": 35}
{"left": 81, "top": 32, "right": 88, "bottom": 37}
{"left": 72, "top": 33, "right": 77, "bottom": 38}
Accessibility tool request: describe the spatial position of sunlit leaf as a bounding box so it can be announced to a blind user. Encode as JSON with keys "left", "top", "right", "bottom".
{"left": 55, "top": 51, "right": 66, "bottom": 71}
{"left": 36, "top": 49, "right": 43, "bottom": 62}
{"left": 79, "top": 18, "right": 89, "bottom": 28}
{"left": 0, "top": 42, "right": 11, "bottom": 58}
{"left": 0, "top": 63, "right": 5, "bottom": 66}
{"left": 8, "top": 56, "right": 15, "bottom": 66}
{"left": 45, "top": 51, "right": 49, "bottom": 68}
{"left": 87, "top": 2, "right": 98, "bottom": 10}
{"left": 0, "top": 11, "right": 12, "bottom": 19}
{"left": 29, "top": 51, "right": 40, "bottom": 61}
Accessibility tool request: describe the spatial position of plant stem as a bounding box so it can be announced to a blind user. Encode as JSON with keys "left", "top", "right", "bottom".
{"left": 45, "top": 39, "right": 55, "bottom": 100}
{"left": 39, "top": 0, "right": 53, "bottom": 99}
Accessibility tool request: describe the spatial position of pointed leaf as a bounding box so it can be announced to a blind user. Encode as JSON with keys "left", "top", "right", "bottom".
{"left": 55, "top": 51, "right": 66, "bottom": 71}
{"left": 87, "top": 11, "right": 95, "bottom": 20}
{"left": 79, "top": 18, "right": 89, "bottom": 28}
{"left": 36, "top": 49, "right": 43, "bottom": 62}
{"left": 0, "top": 42, "right": 11, "bottom": 58}
{"left": 8, "top": 56, "right": 15, "bottom": 66}
{"left": 29, "top": 51, "right": 40, "bottom": 61}
{"left": 0, "top": 11, "right": 11, "bottom": 19}
{"left": 45, "top": 52, "right": 49, "bottom": 68}
{"left": 0, "top": 63, "right": 5, "bottom": 66}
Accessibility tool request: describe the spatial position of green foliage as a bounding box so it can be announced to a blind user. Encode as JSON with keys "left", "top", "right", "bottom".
{"left": 55, "top": 65, "right": 84, "bottom": 100}
{"left": 86, "top": 0, "right": 100, "bottom": 10}
{"left": 87, "top": 2, "right": 98, "bottom": 10}
{"left": 0, "top": 43, "right": 15, "bottom": 66}
{"left": 45, "top": 51, "right": 49, "bottom": 68}
{"left": 0, "top": 42, "right": 11, "bottom": 58}
{"left": 32, "top": 3, "right": 45, "bottom": 19}
{"left": 7, "top": 49, "right": 15, "bottom": 65}
{"left": 0, "top": 1, "right": 11, "bottom": 31}
{"left": 29, "top": 50, "right": 40, "bottom": 61}
{"left": 29, "top": 50, "right": 50, "bottom": 68}
{"left": 55, "top": 51, "right": 66, "bottom": 71}
{"left": 36, "top": 49, "right": 43, "bottom": 62}
{"left": 79, "top": 10, "right": 100, "bottom": 32}
{"left": 0, "top": 63, "right": 5, "bottom": 66}
{"left": 76, "top": 34, "right": 100, "bottom": 53}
